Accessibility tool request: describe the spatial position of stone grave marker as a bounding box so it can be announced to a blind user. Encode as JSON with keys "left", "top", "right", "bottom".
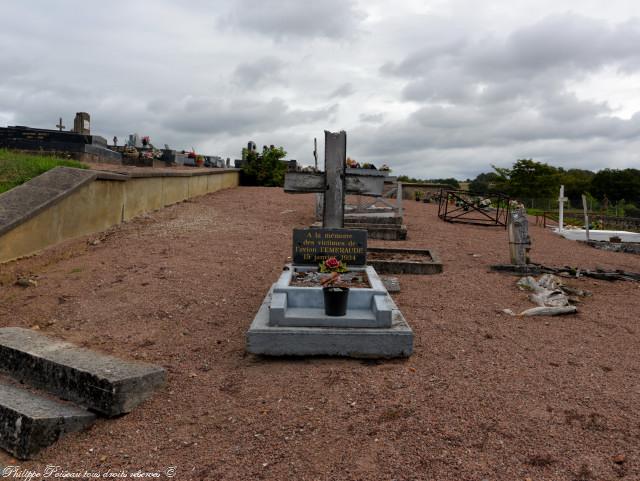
{"left": 72, "top": 112, "right": 90, "bottom": 134}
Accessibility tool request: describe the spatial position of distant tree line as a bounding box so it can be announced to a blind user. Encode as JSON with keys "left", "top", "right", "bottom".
{"left": 469, "top": 159, "right": 640, "bottom": 217}
{"left": 397, "top": 175, "right": 460, "bottom": 189}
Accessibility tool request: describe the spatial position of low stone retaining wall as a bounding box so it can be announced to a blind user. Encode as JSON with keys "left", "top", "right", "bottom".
{"left": 0, "top": 166, "right": 239, "bottom": 263}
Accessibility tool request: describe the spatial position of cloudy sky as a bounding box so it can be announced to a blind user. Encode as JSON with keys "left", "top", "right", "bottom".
{"left": 2, "top": 0, "right": 640, "bottom": 179}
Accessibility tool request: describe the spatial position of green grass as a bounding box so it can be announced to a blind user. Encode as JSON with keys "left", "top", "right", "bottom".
{"left": 0, "top": 149, "right": 87, "bottom": 194}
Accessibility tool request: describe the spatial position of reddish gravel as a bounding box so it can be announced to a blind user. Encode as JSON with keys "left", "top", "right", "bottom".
{"left": 0, "top": 187, "right": 639, "bottom": 480}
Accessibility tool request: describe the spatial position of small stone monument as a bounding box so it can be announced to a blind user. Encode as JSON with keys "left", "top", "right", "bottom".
{"left": 246, "top": 131, "right": 413, "bottom": 358}
{"left": 508, "top": 206, "right": 531, "bottom": 265}
{"left": 72, "top": 112, "right": 90, "bottom": 135}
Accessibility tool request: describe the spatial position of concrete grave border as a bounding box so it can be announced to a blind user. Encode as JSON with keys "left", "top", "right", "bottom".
{"left": 367, "top": 247, "right": 443, "bottom": 275}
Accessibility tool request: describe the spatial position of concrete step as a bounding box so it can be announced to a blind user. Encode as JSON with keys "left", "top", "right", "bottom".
{"left": 0, "top": 380, "right": 95, "bottom": 459}
{"left": 0, "top": 328, "right": 166, "bottom": 417}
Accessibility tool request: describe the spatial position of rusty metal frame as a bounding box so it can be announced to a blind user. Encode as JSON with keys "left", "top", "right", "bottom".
{"left": 437, "top": 189, "right": 511, "bottom": 228}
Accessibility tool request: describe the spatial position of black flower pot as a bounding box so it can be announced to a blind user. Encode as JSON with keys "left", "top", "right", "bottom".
{"left": 323, "top": 287, "right": 350, "bottom": 316}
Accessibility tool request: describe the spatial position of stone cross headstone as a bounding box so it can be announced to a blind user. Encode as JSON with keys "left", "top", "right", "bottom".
{"left": 284, "top": 130, "right": 385, "bottom": 226}
{"left": 508, "top": 207, "right": 531, "bottom": 265}
{"left": 56, "top": 118, "right": 65, "bottom": 131}
{"left": 558, "top": 185, "right": 568, "bottom": 230}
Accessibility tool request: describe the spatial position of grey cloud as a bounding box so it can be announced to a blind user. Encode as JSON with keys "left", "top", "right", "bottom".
{"left": 161, "top": 97, "right": 337, "bottom": 136}
{"left": 219, "top": 0, "right": 366, "bottom": 40}
{"left": 233, "top": 57, "right": 286, "bottom": 88}
{"left": 329, "top": 83, "right": 355, "bottom": 98}
{"left": 359, "top": 113, "right": 385, "bottom": 123}
{"left": 2, "top": 2, "right": 640, "bottom": 180}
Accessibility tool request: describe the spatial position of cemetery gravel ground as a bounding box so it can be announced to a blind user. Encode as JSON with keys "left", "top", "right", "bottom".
{"left": 1, "top": 187, "right": 639, "bottom": 481}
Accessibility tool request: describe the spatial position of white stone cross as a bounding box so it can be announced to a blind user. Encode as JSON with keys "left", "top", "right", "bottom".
{"left": 558, "top": 185, "right": 569, "bottom": 230}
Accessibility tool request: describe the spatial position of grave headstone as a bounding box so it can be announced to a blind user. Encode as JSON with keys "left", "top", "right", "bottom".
{"left": 72, "top": 112, "right": 90, "bottom": 135}
{"left": 292, "top": 228, "right": 367, "bottom": 265}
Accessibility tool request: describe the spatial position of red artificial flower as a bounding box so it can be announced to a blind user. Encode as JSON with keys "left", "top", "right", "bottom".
{"left": 324, "top": 257, "right": 340, "bottom": 269}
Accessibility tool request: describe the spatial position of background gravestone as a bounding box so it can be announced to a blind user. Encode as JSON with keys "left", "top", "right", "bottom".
{"left": 72, "top": 112, "right": 90, "bottom": 135}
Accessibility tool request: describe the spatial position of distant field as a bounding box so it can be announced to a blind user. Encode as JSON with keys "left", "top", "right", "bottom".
{"left": 0, "top": 149, "right": 87, "bottom": 194}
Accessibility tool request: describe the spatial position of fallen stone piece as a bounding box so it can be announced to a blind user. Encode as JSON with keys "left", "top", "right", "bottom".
{"left": 380, "top": 276, "right": 400, "bottom": 293}
{"left": 519, "top": 306, "right": 578, "bottom": 316}
{"left": 0, "top": 380, "right": 95, "bottom": 459}
{"left": 0, "top": 328, "right": 166, "bottom": 417}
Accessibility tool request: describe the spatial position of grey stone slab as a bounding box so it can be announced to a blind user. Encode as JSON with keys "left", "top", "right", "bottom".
{"left": 0, "top": 167, "right": 97, "bottom": 236}
{"left": 247, "top": 286, "right": 413, "bottom": 358}
{"left": 0, "top": 380, "right": 95, "bottom": 459}
{"left": 0, "top": 328, "right": 166, "bottom": 417}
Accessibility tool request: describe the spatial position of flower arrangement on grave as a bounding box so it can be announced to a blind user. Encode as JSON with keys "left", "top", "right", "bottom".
{"left": 379, "top": 164, "right": 391, "bottom": 172}
{"left": 319, "top": 258, "right": 348, "bottom": 287}
{"left": 319, "top": 257, "right": 351, "bottom": 315}
{"left": 319, "top": 257, "right": 348, "bottom": 274}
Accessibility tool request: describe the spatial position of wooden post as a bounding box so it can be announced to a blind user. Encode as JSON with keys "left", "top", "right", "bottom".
{"left": 508, "top": 207, "right": 531, "bottom": 265}
{"left": 323, "top": 130, "right": 346, "bottom": 228}
{"left": 315, "top": 193, "right": 323, "bottom": 221}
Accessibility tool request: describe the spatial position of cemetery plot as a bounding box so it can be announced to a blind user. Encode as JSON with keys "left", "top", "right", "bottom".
{"left": 367, "top": 247, "right": 443, "bottom": 275}
{"left": 290, "top": 269, "right": 371, "bottom": 288}
{"left": 247, "top": 130, "right": 413, "bottom": 358}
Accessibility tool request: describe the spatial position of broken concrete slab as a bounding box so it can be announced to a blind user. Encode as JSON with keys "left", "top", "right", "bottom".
{"left": 0, "top": 380, "right": 95, "bottom": 459}
{"left": 0, "top": 328, "right": 166, "bottom": 417}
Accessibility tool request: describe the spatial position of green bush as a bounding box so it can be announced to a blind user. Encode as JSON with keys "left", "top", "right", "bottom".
{"left": 240, "top": 146, "right": 287, "bottom": 187}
